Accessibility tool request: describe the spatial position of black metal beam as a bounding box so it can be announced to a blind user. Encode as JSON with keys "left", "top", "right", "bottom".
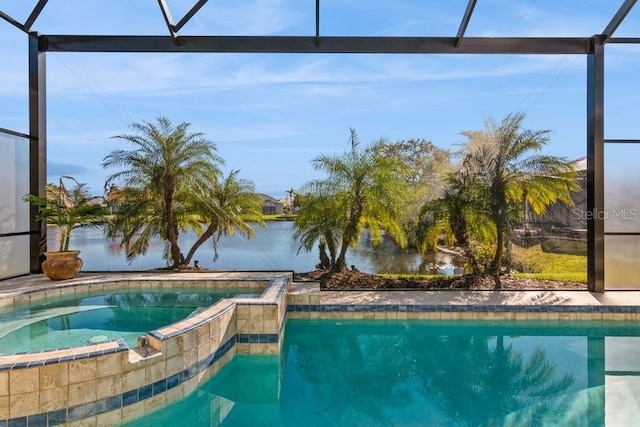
{"left": 175, "top": 0, "right": 209, "bottom": 32}
{"left": 606, "top": 37, "right": 640, "bottom": 44}
{"left": 456, "top": 0, "right": 477, "bottom": 48}
{"left": 0, "top": 10, "right": 25, "bottom": 32}
{"left": 24, "top": 0, "right": 49, "bottom": 32}
{"left": 315, "top": 0, "right": 320, "bottom": 47}
{"left": 28, "top": 32, "right": 47, "bottom": 273}
{"left": 602, "top": 0, "right": 637, "bottom": 41}
{"left": 0, "top": 127, "right": 29, "bottom": 139}
{"left": 40, "top": 35, "right": 591, "bottom": 54}
{"left": 586, "top": 35, "right": 605, "bottom": 292}
{"left": 604, "top": 139, "right": 640, "bottom": 144}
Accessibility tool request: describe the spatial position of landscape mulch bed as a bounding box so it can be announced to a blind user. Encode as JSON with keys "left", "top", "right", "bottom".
{"left": 294, "top": 269, "right": 586, "bottom": 291}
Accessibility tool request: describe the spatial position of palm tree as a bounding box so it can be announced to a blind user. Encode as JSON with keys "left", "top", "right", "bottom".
{"left": 104, "top": 183, "right": 123, "bottom": 215}
{"left": 293, "top": 193, "right": 344, "bottom": 269}
{"left": 25, "top": 176, "right": 106, "bottom": 252}
{"left": 301, "top": 128, "right": 409, "bottom": 271}
{"left": 181, "top": 170, "right": 264, "bottom": 266}
{"left": 286, "top": 187, "right": 296, "bottom": 211}
{"left": 413, "top": 169, "right": 494, "bottom": 274}
{"left": 103, "top": 186, "right": 167, "bottom": 264}
{"left": 461, "top": 112, "right": 579, "bottom": 287}
{"left": 102, "top": 116, "right": 222, "bottom": 267}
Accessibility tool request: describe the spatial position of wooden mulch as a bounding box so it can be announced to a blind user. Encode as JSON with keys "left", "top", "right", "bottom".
{"left": 293, "top": 269, "right": 586, "bottom": 291}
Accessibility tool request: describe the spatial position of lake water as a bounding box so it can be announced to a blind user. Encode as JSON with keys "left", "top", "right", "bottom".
{"left": 53, "top": 221, "right": 463, "bottom": 274}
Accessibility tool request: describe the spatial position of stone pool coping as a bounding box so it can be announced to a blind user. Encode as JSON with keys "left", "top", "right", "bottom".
{"left": 287, "top": 281, "right": 640, "bottom": 319}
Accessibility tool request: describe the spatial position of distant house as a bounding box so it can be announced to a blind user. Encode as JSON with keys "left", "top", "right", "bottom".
{"left": 260, "top": 194, "right": 284, "bottom": 215}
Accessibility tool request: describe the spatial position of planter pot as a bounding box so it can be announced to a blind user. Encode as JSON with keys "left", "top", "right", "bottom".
{"left": 42, "top": 250, "right": 83, "bottom": 280}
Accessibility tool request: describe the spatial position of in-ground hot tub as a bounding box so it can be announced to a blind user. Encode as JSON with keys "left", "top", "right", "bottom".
{"left": 0, "top": 287, "right": 261, "bottom": 353}
{"left": 0, "top": 272, "right": 290, "bottom": 426}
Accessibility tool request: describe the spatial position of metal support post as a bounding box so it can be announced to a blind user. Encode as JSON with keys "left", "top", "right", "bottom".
{"left": 586, "top": 36, "right": 605, "bottom": 292}
{"left": 28, "top": 32, "right": 47, "bottom": 273}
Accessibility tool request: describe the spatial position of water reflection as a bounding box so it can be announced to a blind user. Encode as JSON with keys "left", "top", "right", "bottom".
{"left": 52, "top": 222, "right": 466, "bottom": 274}
{"left": 124, "top": 319, "right": 636, "bottom": 427}
{"left": 282, "top": 321, "right": 580, "bottom": 427}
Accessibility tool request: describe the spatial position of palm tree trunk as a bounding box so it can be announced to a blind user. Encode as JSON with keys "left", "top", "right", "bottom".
{"left": 163, "top": 178, "right": 182, "bottom": 267}
{"left": 184, "top": 223, "right": 217, "bottom": 266}
{"left": 60, "top": 226, "right": 70, "bottom": 252}
{"left": 490, "top": 221, "right": 504, "bottom": 289}
{"left": 452, "top": 215, "right": 481, "bottom": 275}
{"left": 462, "top": 244, "right": 481, "bottom": 275}
{"left": 335, "top": 201, "right": 363, "bottom": 271}
{"left": 318, "top": 242, "right": 331, "bottom": 269}
{"left": 335, "top": 244, "right": 348, "bottom": 271}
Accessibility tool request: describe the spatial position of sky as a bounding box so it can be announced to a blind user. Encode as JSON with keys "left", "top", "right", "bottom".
{"left": 0, "top": 0, "right": 639, "bottom": 199}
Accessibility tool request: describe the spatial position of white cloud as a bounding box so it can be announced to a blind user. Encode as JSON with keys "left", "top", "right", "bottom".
{"left": 42, "top": 51, "right": 588, "bottom": 103}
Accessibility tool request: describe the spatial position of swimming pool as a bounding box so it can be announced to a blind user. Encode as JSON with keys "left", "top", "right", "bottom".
{"left": 124, "top": 318, "right": 640, "bottom": 426}
{"left": 0, "top": 287, "right": 260, "bottom": 353}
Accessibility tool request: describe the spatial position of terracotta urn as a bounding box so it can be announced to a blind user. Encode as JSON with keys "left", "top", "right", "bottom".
{"left": 42, "top": 250, "right": 83, "bottom": 280}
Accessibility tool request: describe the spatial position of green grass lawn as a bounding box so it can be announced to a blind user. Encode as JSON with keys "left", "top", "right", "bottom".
{"left": 511, "top": 243, "right": 587, "bottom": 283}
{"left": 383, "top": 244, "right": 587, "bottom": 284}
{"left": 262, "top": 214, "right": 296, "bottom": 221}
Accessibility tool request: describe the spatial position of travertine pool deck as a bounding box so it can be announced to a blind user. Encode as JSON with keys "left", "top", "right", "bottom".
{"left": 3, "top": 272, "right": 640, "bottom": 317}
{"left": 287, "top": 281, "right": 640, "bottom": 320}
{"left": 0, "top": 271, "right": 288, "bottom": 297}
{"left": 288, "top": 280, "right": 640, "bottom": 307}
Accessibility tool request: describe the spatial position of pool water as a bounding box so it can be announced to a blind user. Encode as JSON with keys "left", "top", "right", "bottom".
{"left": 124, "top": 319, "right": 640, "bottom": 427}
{"left": 0, "top": 287, "right": 260, "bottom": 353}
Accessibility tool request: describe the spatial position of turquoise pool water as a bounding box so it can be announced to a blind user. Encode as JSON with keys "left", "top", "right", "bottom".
{"left": 125, "top": 319, "right": 640, "bottom": 426}
{"left": 0, "top": 287, "right": 260, "bottom": 353}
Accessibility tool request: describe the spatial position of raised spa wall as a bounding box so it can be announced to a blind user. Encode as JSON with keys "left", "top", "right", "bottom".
{"left": 0, "top": 273, "right": 290, "bottom": 427}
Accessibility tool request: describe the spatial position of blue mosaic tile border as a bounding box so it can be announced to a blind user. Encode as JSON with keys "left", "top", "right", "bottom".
{"left": 237, "top": 333, "right": 279, "bottom": 344}
{"left": 0, "top": 339, "right": 129, "bottom": 371}
{"left": 287, "top": 304, "right": 640, "bottom": 314}
{"left": 1, "top": 332, "right": 279, "bottom": 427}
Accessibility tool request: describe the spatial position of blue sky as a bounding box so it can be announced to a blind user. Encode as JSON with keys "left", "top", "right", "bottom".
{"left": 1, "top": 1, "right": 639, "bottom": 199}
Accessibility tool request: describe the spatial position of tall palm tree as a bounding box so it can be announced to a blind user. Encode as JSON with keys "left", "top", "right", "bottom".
{"left": 286, "top": 187, "right": 296, "bottom": 211}
{"left": 102, "top": 116, "right": 223, "bottom": 267}
{"left": 182, "top": 170, "right": 264, "bottom": 266}
{"left": 302, "top": 128, "right": 409, "bottom": 270}
{"left": 461, "top": 112, "right": 579, "bottom": 287}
